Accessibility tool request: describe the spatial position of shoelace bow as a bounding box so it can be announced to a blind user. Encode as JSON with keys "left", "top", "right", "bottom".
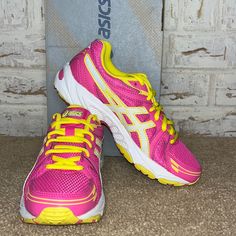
{"left": 128, "top": 74, "right": 178, "bottom": 144}
{"left": 45, "top": 113, "right": 98, "bottom": 170}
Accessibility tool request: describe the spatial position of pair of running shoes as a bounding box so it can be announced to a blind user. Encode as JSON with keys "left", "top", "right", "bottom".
{"left": 20, "top": 39, "right": 202, "bottom": 225}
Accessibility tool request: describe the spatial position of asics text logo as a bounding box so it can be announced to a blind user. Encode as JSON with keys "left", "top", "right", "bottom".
{"left": 62, "top": 111, "right": 82, "bottom": 117}
{"left": 98, "top": 0, "right": 111, "bottom": 39}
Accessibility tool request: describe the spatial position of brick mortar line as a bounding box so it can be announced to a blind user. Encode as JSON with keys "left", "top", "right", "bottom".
{"left": 162, "top": 68, "right": 236, "bottom": 73}
{"left": 0, "top": 104, "right": 47, "bottom": 108}
{"left": 163, "top": 31, "right": 236, "bottom": 36}
{"left": 0, "top": 66, "right": 46, "bottom": 71}
{"left": 162, "top": 68, "right": 236, "bottom": 72}
{"left": 163, "top": 105, "right": 236, "bottom": 109}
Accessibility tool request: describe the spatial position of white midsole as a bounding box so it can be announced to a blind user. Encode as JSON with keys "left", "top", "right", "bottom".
{"left": 20, "top": 191, "right": 105, "bottom": 220}
{"left": 54, "top": 63, "right": 189, "bottom": 184}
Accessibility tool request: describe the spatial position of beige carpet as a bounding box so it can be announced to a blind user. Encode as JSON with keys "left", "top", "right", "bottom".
{"left": 0, "top": 136, "right": 235, "bottom": 236}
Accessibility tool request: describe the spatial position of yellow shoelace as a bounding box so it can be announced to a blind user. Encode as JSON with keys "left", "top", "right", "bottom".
{"left": 45, "top": 112, "right": 98, "bottom": 170}
{"left": 127, "top": 74, "right": 178, "bottom": 144}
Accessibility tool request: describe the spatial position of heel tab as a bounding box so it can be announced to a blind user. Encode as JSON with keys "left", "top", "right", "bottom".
{"left": 91, "top": 39, "right": 112, "bottom": 52}
{"left": 99, "top": 39, "right": 112, "bottom": 51}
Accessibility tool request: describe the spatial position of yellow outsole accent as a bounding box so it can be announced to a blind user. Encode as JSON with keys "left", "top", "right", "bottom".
{"left": 116, "top": 144, "right": 197, "bottom": 187}
{"left": 21, "top": 207, "right": 101, "bottom": 225}
{"left": 78, "top": 215, "right": 101, "bottom": 224}
{"left": 158, "top": 178, "right": 185, "bottom": 186}
{"left": 134, "top": 164, "right": 156, "bottom": 179}
{"left": 116, "top": 144, "right": 133, "bottom": 164}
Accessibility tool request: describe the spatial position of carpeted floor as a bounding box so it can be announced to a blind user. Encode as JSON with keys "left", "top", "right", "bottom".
{"left": 0, "top": 136, "right": 235, "bottom": 236}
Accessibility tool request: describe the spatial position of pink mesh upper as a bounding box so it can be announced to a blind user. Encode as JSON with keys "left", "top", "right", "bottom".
{"left": 123, "top": 114, "right": 132, "bottom": 125}
{"left": 30, "top": 170, "right": 91, "bottom": 194}
{"left": 68, "top": 39, "right": 202, "bottom": 183}
{"left": 130, "top": 132, "right": 141, "bottom": 148}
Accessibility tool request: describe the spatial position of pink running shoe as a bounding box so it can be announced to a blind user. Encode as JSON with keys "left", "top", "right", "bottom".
{"left": 55, "top": 39, "right": 202, "bottom": 186}
{"left": 20, "top": 106, "right": 104, "bottom": 225}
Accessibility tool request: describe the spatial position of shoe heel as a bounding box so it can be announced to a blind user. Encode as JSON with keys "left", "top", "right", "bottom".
{"left": 54, "top": 63, "right": 73, "bottom": 104}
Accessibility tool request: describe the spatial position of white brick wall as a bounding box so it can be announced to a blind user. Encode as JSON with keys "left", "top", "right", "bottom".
{"left": 0, "top": 0, "right": 46, "bottom": 136}
{"left": 162, "top": 0, "right": 236, "bottom": 137}
{"left": 0, "top": 0, "right": 235, "bottom": 136}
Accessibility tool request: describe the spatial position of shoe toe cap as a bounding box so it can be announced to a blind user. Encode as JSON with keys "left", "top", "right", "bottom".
{"left": 24, "top": 170, "right": 99, "bottom": 217}
{"left": 166, "top": 140, "right": 202, "bottom": 184}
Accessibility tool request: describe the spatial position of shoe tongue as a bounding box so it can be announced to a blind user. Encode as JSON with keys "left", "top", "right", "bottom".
{"left": 61, "top": 106, "right": 91, "bottom": 138}
{"left": 62, "top": 106, "right": 91, "bottom": 120}
{"left": 53, "top": 106, "right": 92, "bottom": 159}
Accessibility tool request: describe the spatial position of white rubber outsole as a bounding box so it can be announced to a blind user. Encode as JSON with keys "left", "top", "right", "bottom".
{"left": 54, "top": 63, "right": 189, "bottom": 185}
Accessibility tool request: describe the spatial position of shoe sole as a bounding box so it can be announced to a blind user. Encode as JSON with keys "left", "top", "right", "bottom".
{"left": 55, "top": 63, "right": 195, "bottom": 187}
{"left": 20, "top": 192, "right": 105, "bottom": 225}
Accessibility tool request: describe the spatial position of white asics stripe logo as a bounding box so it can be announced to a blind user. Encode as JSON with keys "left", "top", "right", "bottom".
{"left": 84, "top": 54, "right": 155, "bottom": 155}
